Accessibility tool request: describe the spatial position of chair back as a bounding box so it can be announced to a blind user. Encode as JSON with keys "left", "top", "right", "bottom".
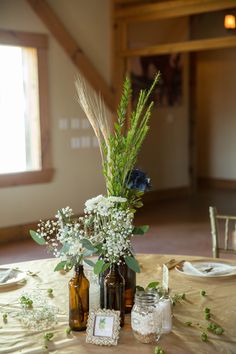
{"left": 209, "top": 206, "right": 236, "bottom": 258}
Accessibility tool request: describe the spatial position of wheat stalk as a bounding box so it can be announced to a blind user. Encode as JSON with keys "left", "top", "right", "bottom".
{"left": 75, "top": 75, "right": 111, "bottom": 164}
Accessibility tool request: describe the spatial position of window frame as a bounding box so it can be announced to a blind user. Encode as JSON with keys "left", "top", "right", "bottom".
{"left": 0, "top": 29, "right": 53, "bottom": 187}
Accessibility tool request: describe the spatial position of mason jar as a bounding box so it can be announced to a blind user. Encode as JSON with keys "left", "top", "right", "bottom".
{"left": 131, "top": 291, "right": 162, "bottom": 344}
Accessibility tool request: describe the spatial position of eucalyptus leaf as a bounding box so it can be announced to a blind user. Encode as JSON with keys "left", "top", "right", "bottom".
{"left": 94, "top": 259, "right": 106, "bottom": 275}
{"left": 84, "top": 258, "right": 96, "bottom": 267}
{"left": 102, "top": 263, "right": 110, "bottom": 273}
{"left": 60, "top": 243, "right": 70, "bottom": 255}
{"left": 83, "top": 249, "right": 95, "bottom": 257}
{"left": 80, "top": 239, "right": 97, "bottom": 252}
{"left": 95, "top": 243, "right": 103, "bottom": 254}
{"left": 136, "top": 285, "right": 145, "bottom": 292}
{"left": 30, "top": 230, "right": 46, "bottom": 245}
{"left": 54, "top": 261, "right": 67, "bottom": 272}
{"left": 133, "top": 225, "right": 149, "bottom": 235}
{"left": 147, "top": 281, "right": 159, "bottom": 289}
{"left": 125, "top": 256, "right": 141, "bottom": 273}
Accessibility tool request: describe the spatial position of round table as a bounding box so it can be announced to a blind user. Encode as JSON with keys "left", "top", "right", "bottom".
{"left": 0, "top": 254, "right": 235, "bottom": 354}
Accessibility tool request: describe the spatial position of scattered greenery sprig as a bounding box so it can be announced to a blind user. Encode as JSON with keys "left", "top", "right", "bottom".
{"left": 65, "top": 327, "right": 72, "bottom": 335}
{"left": 154, "top": 346, "right": 165, "bottom": 354}
{"left": 47, "top": 288, "right": 54, "bottom": 297}
{"left": 20, "top": 295, "right": 33, "bottom": 308}
{"left": 184, "top": 305, "right": 224, "bottom": 343}
{"left": 43, "top": 332, "right": 54, "bottom": 350}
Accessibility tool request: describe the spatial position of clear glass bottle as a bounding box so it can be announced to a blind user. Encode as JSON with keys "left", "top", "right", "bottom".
{"left": 131, "top": 292, "right": 162, "bottom": 344}
{"left": 104, "top": 263, "right": 125, "bottom": 327}
{"left": 69, "top": 264, "right": 89, "bottom": 331}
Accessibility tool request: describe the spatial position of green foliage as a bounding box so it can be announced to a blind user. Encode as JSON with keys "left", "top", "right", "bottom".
{"left": 135, "top": 285, "right": 145, "bottom": 292}
{"left": 47, "top": 288, "right": 54, "bottom": 297}
{"left": 154, "top": 346, "right": 165, "bottom": 354}
{"left": 2, "top": 313, "right": 8, "bottom": 323}
{"left": 44, "top": 332, "right": 54, "bottom": 341}
{"left": 83, "top": 258, "right": 96, "bottom": 267}
{"left": 80, "top": 239, "right": 97, "bottom": 252}
{"left": 185, "top": 321, "right": 192, "bottom": 327}
{"left": 20, "top": 295, "right": 33, "bottom": 308}
{"left": 124, "top": 255, "right": 141, "bottom": 273}
{"left": 94, "top": 259, "right": 109, "bottom": 275}
{"left": 102, "top": 73, "right": 160, "bottom": 210}
{"left": 201, "top": 332, "right": 208, "bottom": 342}
{"left": 29, "top": 230, "right": 46, "bottom": 245}
{"left": 133, "top": 225, "right": 149, "bottom": 235}
{"left": 54, "top": 261, "right": 67, "bottom": 272}
{"left": 146, "top": 281, "right": 159, "bottom": 289}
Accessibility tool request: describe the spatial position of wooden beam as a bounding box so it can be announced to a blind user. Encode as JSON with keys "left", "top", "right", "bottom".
{"left": 115, "top": 0, "right": 236, "bottom": 23}
{"left": 27, "top": 0, "right": 115, "bottom": 112}
{"left": 0, "top": 29, "right": 48, "bottom": 48}
{"left": 121, "top": 35, "right": 236, "bottom": 57}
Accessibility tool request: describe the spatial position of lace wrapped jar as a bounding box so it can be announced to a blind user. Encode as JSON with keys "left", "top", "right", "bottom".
{"left": 131, "top": 292, "right": 162, "bottom": 344}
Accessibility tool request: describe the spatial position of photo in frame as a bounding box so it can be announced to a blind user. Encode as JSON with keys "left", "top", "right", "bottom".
{"left": 130, "top": 53, "right": 183, "bottom": 107}
{"left": 86, "top": 309, "right": 121, "bottom": 346}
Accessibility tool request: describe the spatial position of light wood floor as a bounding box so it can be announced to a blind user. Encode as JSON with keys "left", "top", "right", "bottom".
{"left": 1, "top": 188, "right": 236, "bottom": 265}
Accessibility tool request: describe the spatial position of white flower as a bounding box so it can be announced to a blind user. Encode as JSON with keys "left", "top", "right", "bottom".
{"left": 85, "top": 195, "right": 104, "bottom": 210}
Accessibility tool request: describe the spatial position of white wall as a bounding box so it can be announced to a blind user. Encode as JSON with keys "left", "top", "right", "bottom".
{"left": 0, "top": 0, "right": 110, "bottom": 228}
{"left": 196, "top": 48, "right": 236, "bottom": 179}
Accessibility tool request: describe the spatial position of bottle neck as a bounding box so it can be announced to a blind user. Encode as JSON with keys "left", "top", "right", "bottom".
{"left": 74, "top": 264, "right": 84, "bottom": 276}
{"left": 109, "top": 263, "right": 119, "bottom": 273}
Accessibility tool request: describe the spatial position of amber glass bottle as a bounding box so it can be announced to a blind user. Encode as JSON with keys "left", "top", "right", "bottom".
{"left": 120, "top": 262, "right": 136, "bottom": 313}
{"left": 99, "top": 255, "right": 109, "bottom": 308}
{"left": 104, "top": 263, "right": 125, "bottom": 327}
{"left": 68, "top": 264, "right": 89, "bottom": 331}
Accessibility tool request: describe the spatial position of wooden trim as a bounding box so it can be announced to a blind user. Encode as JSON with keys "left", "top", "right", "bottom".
{"left": 0, "top": 187, "right": 190, "bottom": 243}
{"left": 218, "top": 248, "right": 236, "bottom": 255}
{"left": 114, "top": 0, "right": 236, "bottom": 23}
{"left": 121, "top": 35, "right": 236, "bottom": 57}
{"left": 27, "top": 0, "right": 115, "bottom": 112}
{"left": 37, "top": 47, "right": 52, "bottom": 169}
{"left": 0, "top": 29, "right": 48, "bottom": 48}
{"left": 0, "top": 30, "right": 53, "bottom": 188}
{"left": 0, "top": 221, "right": 39, "bottom": 244}
{"left": 0, "top": 210, "right": 83, "bottom": 244}
{"left": 0, "top": 169, "right": 54, "bottom": 188}
{"left": 198, "top": 177, "right": 236, "bottom": 189}
{"left": 143, "top": 186, "right": 191, "bottom": 204}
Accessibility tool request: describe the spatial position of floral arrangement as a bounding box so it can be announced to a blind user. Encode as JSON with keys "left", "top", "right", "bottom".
{"left": 30, "top": 73, "right": 160, "bottom": 274}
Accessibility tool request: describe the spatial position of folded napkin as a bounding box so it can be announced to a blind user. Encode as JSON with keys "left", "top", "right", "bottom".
{"left": 183, "top": 261, "right": 236, "bottom": 277}
{"left": 0, "top": 268, "right": 14, "bottom": 283}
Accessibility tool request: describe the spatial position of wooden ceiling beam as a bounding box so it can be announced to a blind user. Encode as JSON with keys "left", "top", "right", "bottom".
{"left": 27, "top": 0, "right": 115, "bottom": 112}
{"left": 121, "top": 35, "right": 236, "bottom": 57}
{"left": 115, "top": 0, "right": 236, "bottom": 23}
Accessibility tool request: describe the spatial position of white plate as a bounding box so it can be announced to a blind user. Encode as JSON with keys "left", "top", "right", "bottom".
{"left": 0, "top": 268, "right": 26, "bottom": 288}
{"left": 175, "top": 260, "right": 236, "bottom": 278}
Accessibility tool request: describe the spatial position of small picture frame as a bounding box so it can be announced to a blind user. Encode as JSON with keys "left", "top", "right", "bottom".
{"left": 86, "top": 309, "right": 121, "bottom": 346}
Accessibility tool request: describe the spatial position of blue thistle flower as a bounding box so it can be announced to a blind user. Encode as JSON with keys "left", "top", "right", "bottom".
{"left": 126, "top": 168, "right": 151, "bottom": 192}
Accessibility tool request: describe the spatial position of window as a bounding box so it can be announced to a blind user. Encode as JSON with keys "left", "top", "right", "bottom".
{"left": 0, "top": 30, "right": 53, "bottom": 187}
